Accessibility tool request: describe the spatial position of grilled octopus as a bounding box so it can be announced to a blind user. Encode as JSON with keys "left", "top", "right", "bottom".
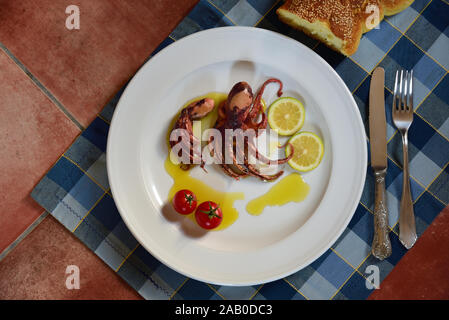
{"left": 211, "top": 79, "right": 293, "bottom": 181}
{"left": 169, "top": 79, "right": 293, "bottom": 181}
{"left": 169, "top": 98, "right": 215, "bottom": 170}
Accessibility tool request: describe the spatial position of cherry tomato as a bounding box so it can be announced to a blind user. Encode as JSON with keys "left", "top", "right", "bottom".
{"left": 172, "top": 190, "right": 197, "bottom": 215}
{"left": 195, "top": 201, "right": 223, "bottom": 230}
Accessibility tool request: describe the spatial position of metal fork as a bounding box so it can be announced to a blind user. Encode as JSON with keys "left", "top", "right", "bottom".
{"left": 392, "top": 70, "right": 417, "bottom": 249}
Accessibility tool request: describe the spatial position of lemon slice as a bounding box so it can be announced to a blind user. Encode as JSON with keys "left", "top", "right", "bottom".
{"left": 286, "top": 132, "right": 324, "bottom": 172}
{"left": 267, "top": 97, "right": 305, "bottom": 136}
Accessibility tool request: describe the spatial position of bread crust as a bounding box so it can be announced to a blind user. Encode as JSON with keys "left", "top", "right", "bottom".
{"left": 277, "top": 0, "right": 413, "bottom": 56}
{"left": 382, "top": 0, "right": 414, "bottom": 15}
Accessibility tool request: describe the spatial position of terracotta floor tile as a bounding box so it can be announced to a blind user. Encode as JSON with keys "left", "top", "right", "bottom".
{"left": 0, "top": 215, "right": 141, "bottom": 299}
{"left": 369, "top": 205, "right": 449, "bottom": 300}
{"left": 0, "top": 0, "right": 198, "bottom": 127}
{"left": 0, "top": 50, "right": 80, "bottom": 252}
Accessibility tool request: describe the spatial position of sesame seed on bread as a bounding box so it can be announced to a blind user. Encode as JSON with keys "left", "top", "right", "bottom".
{"left": 277, "top": 0, "right": 413, "bottom": 56}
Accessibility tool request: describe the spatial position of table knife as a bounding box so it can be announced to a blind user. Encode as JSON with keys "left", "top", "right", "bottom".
{"left": 369, "top": 67, "right": 392, "bottom": 260}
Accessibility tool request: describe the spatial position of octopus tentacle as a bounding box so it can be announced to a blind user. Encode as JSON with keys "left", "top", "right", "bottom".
{"left": 255, "top": 112, "right": 267, "bottom": 132}
{"left": 233, "top": 141, "right": 250, "bottom": 175}
{"left": 210, "top": 80, "right": 291, "bottom": 181}
{"left": 246, "top": 137, "right": 294, "bottom": 166}
{"left": 225, "top": 136, "right": 249, "bottom": 176}
{"left": 170, "top": 98, "right": 215, "bottom": 170}
{"left": 249, "top": 78, "right": 283, "bottom": 125}
{"left": 243, "top": 152, "right": 284, "bottom": 181}
{"left": 208, "top": 134, "right": 224, "bottom": 165}
{"left": 220, "top": 163, "right": 246, "bottom": 180}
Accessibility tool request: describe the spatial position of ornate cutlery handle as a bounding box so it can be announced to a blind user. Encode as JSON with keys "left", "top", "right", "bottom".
{"left": 372, "top": 169, "right": 392, "bottom": 260}
{"left": 399, "top": 132, "right": 417, "bottom": 249}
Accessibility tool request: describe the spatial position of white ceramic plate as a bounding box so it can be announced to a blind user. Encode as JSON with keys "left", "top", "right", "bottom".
{"left": 107, "top": 27, "right": 367, "bottom": 286}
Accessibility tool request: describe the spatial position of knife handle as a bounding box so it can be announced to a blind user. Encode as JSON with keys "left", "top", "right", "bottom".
{"left": 371, "top": 169, "right": 392, "bottom": 260}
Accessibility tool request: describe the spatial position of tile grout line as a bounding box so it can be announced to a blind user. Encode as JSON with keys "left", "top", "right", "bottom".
{"left": 0, "top": 211, "right": 49, "bottom": 262}
{"left": 0, "top": 125, "right": 84, "bottom": 259}
{"left": 0, "top": 132, "right": 87, "bottom": 257}
{"left": 0, "top": 41, "right": 84, "bottom": 131}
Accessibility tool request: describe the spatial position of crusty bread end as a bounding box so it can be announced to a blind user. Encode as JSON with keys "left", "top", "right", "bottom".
{"left": 276, "top": 0, "right": 413, "bottom": 56}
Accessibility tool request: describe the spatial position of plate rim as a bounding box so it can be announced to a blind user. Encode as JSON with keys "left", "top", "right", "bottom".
{"left": 107, "top": 26, "right": 368, "bottom": 286}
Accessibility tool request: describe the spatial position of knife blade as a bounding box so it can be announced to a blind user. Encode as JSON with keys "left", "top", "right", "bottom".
{"left": 369, "top": 67, "right": 392, "bottom": 260}
{"left": 369, "top": 67, "right": 387, "bottom": 170}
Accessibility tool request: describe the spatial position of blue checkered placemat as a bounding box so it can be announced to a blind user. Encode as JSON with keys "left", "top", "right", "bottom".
{"left": 32, "top": 0, "right": 449, "bottom": 300}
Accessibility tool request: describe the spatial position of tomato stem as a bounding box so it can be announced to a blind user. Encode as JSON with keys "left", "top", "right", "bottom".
{"left": 200, "top": 203, "right": 222, "bottom": 219}
{"left": 184, "top": 192, "right": 194, "bottom": 207}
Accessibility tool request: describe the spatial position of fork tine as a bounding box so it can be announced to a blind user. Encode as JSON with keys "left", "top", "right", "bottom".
{"left": 403, "top": 70, "right": 408, "bottom": 111}
{"left": 393, "top": 70, "right": 399, "bottom": 111}
{"left": 399, "top": 70, "right": 404, "bottom": 110}
{"left": 408, "top": 70, "right": 413, "bottom": 111}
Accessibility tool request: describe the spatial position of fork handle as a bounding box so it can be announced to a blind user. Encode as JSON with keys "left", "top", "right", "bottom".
{"left": 399, "top": 132, "right": 417, "bottom": 249}
{"left": 372, "top": 169, "right": 392, "bottom": 260}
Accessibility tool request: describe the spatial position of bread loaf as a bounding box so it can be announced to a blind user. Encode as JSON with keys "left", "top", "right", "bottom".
{"left": 277, "top": 0, "right": 413, "bottom": 56}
